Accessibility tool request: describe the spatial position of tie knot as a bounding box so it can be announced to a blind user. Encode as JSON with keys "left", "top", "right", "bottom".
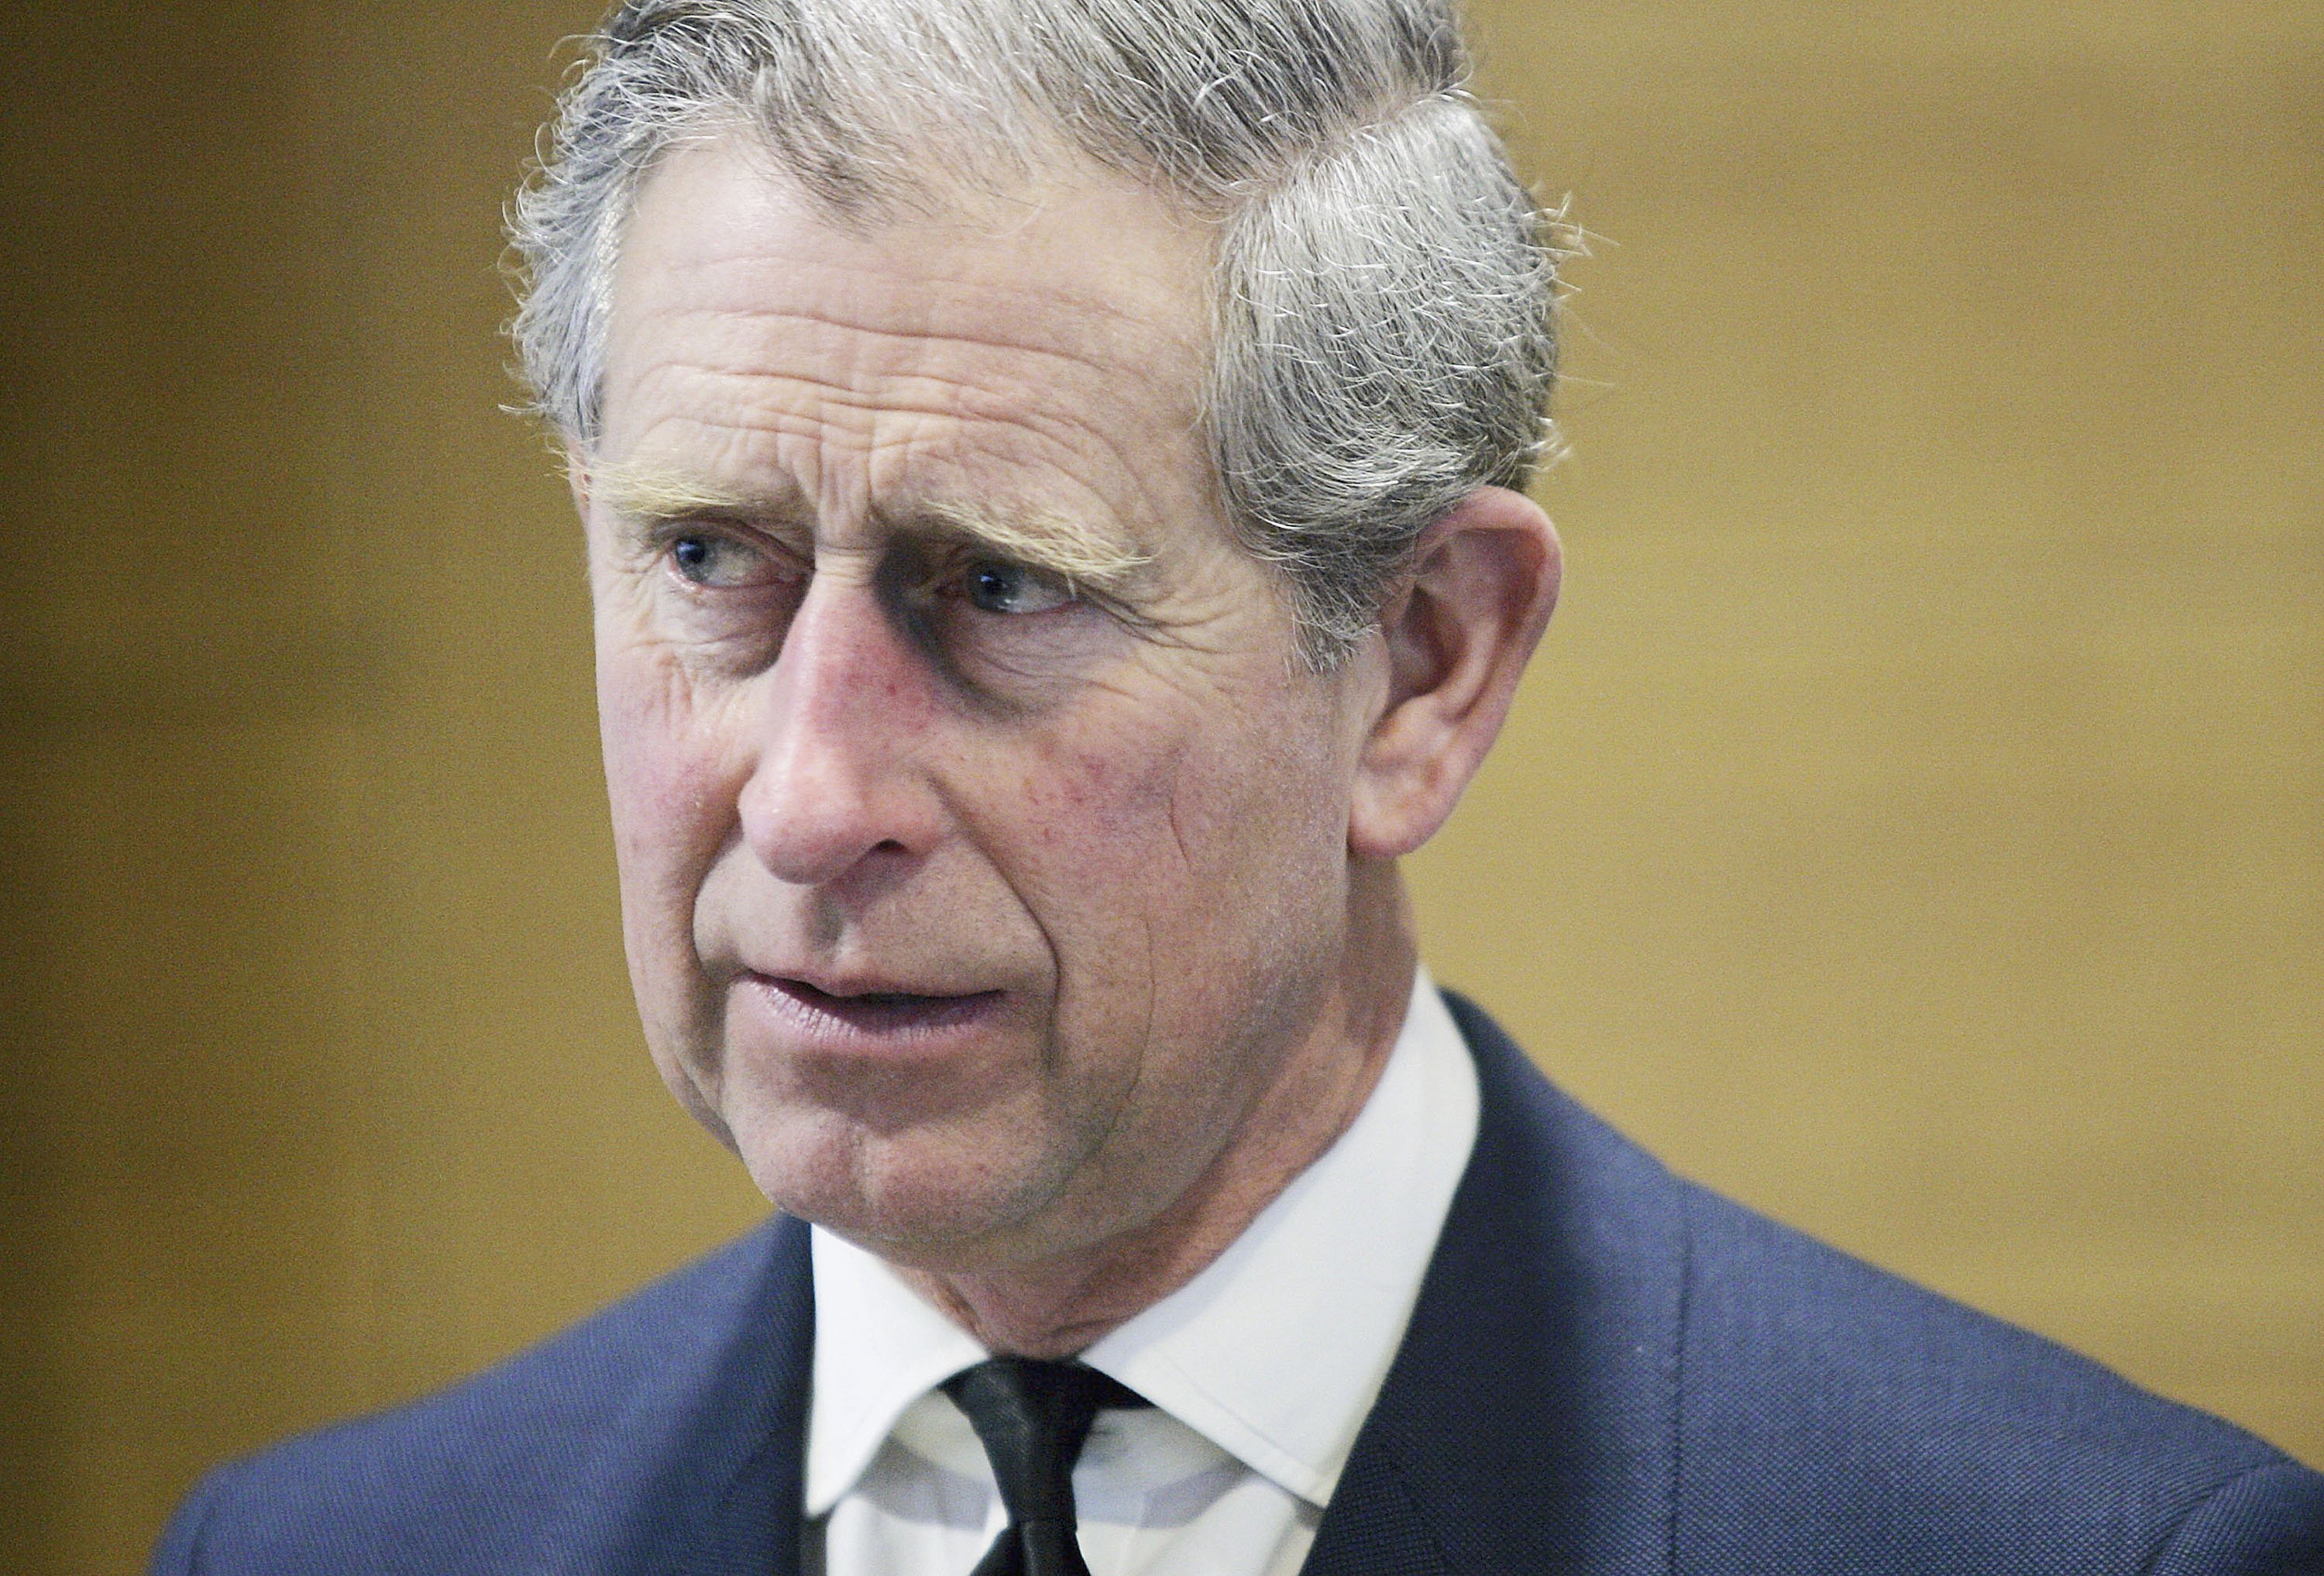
{"left": 941, "top": 1357, "right": 1150, "bottom": 1527}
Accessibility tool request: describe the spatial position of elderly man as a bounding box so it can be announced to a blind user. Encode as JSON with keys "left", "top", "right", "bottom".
{"left": 155, "top": 2, "right": 2323, "bottom": 1573}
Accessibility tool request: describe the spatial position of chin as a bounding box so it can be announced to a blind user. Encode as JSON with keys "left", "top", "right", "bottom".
{"left": 728, "top": 1099, "right": 1081, "bottom": 1268}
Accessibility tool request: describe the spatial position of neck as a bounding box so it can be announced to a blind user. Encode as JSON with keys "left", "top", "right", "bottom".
{"left": 899, "top": 862, "right": 1418, "bottom": 1357}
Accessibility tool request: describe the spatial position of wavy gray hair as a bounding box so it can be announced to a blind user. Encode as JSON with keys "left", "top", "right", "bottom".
{"left": 509, "top": 0, "right": 1564, "bottom": 662}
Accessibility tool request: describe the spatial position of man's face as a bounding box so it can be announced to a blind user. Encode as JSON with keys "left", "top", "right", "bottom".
{"left": 583, "top": 136, "right": 1380, "bottom": 1268}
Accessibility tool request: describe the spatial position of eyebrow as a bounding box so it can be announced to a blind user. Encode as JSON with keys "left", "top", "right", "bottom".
{"left": 589, "top": 458, "right": 773, "bottom": 524}
{"left": 586, "top": 458, "right": 1150, "bottom": 594}
{"left": 914, "top": 501, "right": 1150, "bottom": 595}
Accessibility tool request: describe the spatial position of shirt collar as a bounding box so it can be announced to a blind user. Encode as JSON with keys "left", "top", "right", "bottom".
{"left": 805, "top": 1231, "right": 985, "bottom": 1516}
{"left": 805, "top": 967, "right": 1480, "bottom": 1513}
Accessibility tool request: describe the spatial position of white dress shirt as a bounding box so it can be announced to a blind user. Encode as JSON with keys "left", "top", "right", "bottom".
{"left": 803, "top": 969, "right": 1480, "bottom": 1576}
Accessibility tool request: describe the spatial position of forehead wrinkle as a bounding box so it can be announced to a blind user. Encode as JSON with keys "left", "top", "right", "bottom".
{"left": 638, "top": 356, "right": 1131, "bottom": 439}
{"left": 639, "top": 301, "right": 1198, "bottom": 422}
{"left": 621, "top": 342, "right": 1192, "bottom": 473}
{"left": 653, "top": 171, "right": 1213, "bottom": 341}
{"left": 616, "top": 366, "right": 1195, "bottom": 549}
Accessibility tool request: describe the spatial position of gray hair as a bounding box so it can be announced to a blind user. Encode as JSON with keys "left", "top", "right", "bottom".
{"left": 509, "top": 0, "right": 1564, "bottom": 662}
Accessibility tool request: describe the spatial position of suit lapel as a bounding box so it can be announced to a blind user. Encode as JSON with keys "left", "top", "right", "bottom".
{"left": 1303, "top": 993, "right": 1684, "bottom": 1576}
{"left": 636, "top": 1213, "right": 816, "bottom": 1576}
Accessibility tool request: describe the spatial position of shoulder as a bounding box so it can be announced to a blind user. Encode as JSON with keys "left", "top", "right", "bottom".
{"left": 1439, "top": 991, "right": 2324, "bottom": 1574}
{"left": 150, "top": 1219, "right": 812, "bottom": 1575}
{"left": 1671, "top": 1177, "right": 2324, "bottom": 1571}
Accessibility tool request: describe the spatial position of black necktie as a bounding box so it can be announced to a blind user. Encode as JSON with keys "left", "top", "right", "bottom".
{"left": 940, "top": 1357, "right": 1152, "bottom": 1576}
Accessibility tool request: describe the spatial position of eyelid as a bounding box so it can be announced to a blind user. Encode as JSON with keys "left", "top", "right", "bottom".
{"left": 926, "top": 542, "right": 1079, "bottom": 607}
{"left": 651, "top": 518, "right": 809, "bottom": 580}
{"left": 961, "top": 545, "right": 1070, "bottom": 587}
{"left": 946, "top": 548, "right": 1165, "bottom": 640}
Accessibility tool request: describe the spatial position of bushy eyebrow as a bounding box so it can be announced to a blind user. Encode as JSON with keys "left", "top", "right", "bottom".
{"left": 913, "top": 501, "right": 1150, "bottom": 595}
{"left": 588, "top": 459, "right": 776, "bottom": 525}
{"left": 585, "top": 458, "right": 1150, "bottom": 594}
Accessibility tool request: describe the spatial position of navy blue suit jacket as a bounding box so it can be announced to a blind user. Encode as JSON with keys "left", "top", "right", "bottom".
{"left": 155, "top": 994, "right": 2324, "bottom": 1573}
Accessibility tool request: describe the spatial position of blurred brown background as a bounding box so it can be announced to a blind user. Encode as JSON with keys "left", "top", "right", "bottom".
{"left": 2, "top": 1, "right": 2317, "bottom": 1569}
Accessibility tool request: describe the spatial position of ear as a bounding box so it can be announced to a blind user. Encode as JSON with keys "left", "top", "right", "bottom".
{"left": 1347, "top": 486, "right": 1562, "bottom": 860}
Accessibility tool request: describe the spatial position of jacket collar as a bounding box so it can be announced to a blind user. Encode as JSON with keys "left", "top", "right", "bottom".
{"left": 644, "top": 1213, "right": 816, "bottom": 1576}
{"left": 1301, "top": 992, "right": 1684, "bottom": 1576}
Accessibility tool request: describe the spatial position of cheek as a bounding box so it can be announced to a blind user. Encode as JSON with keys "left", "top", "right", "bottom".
{"left": 1156, "top": 694, "right": 1353, "bottom": 979}
{"left": 1009, "top": 728, "right": 1181, "bottom": 876}
{"left": 1006, "top": 689, "right": 1344, "bottom": 934}
{"left": 596, "top": 639, "right": 745, "bottom": 923}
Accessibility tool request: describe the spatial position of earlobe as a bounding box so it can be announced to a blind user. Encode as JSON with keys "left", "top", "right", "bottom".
{"left": 1346, "top": 486, "right": 1562, "bottom": 861}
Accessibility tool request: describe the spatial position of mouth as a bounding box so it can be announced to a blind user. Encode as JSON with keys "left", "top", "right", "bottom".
{"left": 742, "top": 972, "right": 1009, "bottom": 1043}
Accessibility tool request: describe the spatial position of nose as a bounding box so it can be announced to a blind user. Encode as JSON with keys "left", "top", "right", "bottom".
{"left": 737, "top": 577, "right": 943, "bottom": 887}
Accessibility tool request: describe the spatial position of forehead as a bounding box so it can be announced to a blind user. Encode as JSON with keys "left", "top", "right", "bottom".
{"left": 597, "top": 135, "right": 1216, "bottom": 526}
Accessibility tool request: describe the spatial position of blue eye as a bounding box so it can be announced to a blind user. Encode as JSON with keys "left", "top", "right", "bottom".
{"left": 962, "top": 559, "right": 1073, "bottom": 614}
{"left": 669, "top": 532, "right": 780, "bottom": 589}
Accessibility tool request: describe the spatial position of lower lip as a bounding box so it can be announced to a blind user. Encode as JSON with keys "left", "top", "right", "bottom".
{"left": 735, "top": 974, "right": 1009, "bottom": 1054}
